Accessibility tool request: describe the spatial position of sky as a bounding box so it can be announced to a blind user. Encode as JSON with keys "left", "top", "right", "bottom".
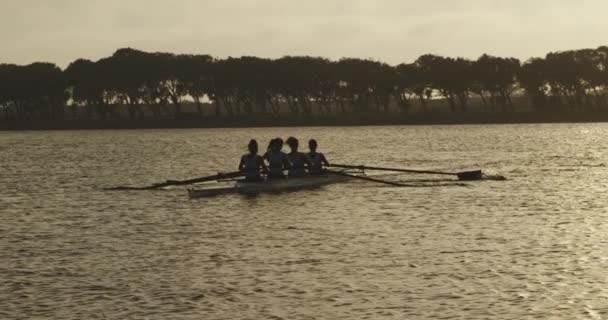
{"left": 1, "top": 0, "right": 607, "bottom": 68}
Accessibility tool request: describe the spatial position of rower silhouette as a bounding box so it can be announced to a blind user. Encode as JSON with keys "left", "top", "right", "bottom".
{"left": 285, "top": 137, "right": 311, "bottom": 177}
{"left": 238, "top": 139, "right": 267, "bottom": 182}
{"left": 307, "top": 139, "right": 330, "bottom": 175}
{"left": 263, "top": 138, "right": 290, "bottom": 179}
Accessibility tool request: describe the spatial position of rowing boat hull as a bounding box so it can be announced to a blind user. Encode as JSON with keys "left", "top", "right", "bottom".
{"left": 188, "top": 174, "right": 348, "bottom": 198}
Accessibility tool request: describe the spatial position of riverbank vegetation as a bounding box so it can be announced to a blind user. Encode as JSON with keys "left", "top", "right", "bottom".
{"left": 1, "top": 46, "right": 608, "bottom": 127}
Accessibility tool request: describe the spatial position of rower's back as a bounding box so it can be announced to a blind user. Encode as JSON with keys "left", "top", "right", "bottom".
{"left": 287, "top": 151, "right": 308, "bottom": 177}
{"left": 265, "top": 149, "right": 287, "bottom": 179}
{"left": 239, "top": 139, "right": 264, "bottom": 182}
{"left": 285, "top": 136, "right": 310, "bottom": 178}
{"left": 307, "top": 152, "right": 325, "bottom": 175}
{"left": 307, "top": 139, "right": 329, "bottom": 175}
{"left": 240, "top": 154, "right": 263, "bottom": 181}
{"left": 264, "top": 138, "right": 289, "bottom": 179}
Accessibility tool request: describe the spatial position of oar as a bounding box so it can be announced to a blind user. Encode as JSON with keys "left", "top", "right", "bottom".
{"left": 326, "top": 170, "right": 416, "bottom": 187}
{"left": 106, "top": 171, "right": 243, "bottom": 191}
{"left": 328, "top": 164, "right": 483, "bottom": 181}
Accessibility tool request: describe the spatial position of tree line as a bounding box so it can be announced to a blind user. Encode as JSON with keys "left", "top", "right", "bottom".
{"left": 1, "top": 46, "right": 608, "bottom": 121}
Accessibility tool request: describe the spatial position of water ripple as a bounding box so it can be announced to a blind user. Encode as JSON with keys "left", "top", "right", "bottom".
{"left": 1, "top": 124, "right": 608, "bottom": 319}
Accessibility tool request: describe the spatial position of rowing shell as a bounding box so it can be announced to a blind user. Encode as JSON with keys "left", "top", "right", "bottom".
{"left": 188, "top": 174, "right": 349, "bottom": 198}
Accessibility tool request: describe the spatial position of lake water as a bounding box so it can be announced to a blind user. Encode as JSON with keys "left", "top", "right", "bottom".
{"left": 2, "top": 124, "right": 608, "bottom": 320}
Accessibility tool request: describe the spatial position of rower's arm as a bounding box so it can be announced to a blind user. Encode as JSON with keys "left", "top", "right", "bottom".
{"left": 238, "top": 156, "right": 246, "bottom": 172}
{"left": 321, "top": 153, "right": 330, "bottom": 166}
{"left": 259, "top": 156, "right": 269, "bottom": 173}
{"left": 261, "top": 152, "right": 269, "bottom": 167}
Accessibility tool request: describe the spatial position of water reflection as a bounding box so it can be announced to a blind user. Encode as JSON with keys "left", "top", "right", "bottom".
{"left": 1, "top": 124, "right": 607, "bottom": 319}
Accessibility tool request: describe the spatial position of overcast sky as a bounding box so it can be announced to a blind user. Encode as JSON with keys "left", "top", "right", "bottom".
{"left": 1, "top": 0, "right": 606, "bottom": 67}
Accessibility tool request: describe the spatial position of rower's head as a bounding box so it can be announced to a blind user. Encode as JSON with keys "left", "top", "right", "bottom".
{"left": 309, "top": 139, "right": 318, "bottom": 152}
{"left": 286, "top": 136, "right": 299, "bottom": 151}
{"left": 248, "top": 139, "right": 258, "bottom": 155}
{"left": 271, "top": 138, "right": 284, "bottom": 152}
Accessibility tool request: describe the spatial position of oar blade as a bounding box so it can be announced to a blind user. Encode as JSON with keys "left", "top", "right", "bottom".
{"left": 456, "top": 170, "right": 483, "bottom": 181}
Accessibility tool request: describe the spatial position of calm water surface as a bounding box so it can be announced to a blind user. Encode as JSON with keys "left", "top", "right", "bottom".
{"left": 2, "top": 124, "right": 608, "bottom": 319}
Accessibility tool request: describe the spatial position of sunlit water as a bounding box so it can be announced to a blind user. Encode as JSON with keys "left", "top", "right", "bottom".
{"left": 2, "top": 124, "right": 608, "bottom": 320}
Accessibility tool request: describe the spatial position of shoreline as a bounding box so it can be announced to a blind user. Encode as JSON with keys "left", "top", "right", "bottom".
{"left": 2, "top": 111, "right": 608, "bottom": 130}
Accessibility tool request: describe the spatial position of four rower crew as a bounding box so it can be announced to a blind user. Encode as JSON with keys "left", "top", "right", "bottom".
{"left": 241, "top": 137, "right": 330, "bottom": 181}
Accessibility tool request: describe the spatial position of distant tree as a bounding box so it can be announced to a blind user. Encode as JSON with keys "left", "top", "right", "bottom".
{"left": 368, "top": 62, "right": 396, "bottom": 114}
{"left": 8, "top": 45, "right": 608, "bottom": 125}
{"left": 451, "top": 58, "right": 475, "bottom": 111}
{"left": 592, "top": 46, "right": 608, "bottom": 108}
{"left": 65, "top": 59, "right": 113, "bottom": 118}
{"left": 230, "top": 56, "right": 275, "bottom": 115}
{"left": 29, "top": 63, "right": 66, "bottom": 119}
{"left": 543, "top": 51, "right": 580, "bottom": 109}
{"left": 272, "top": 56, "right": 321, "bottom": 115}
{"left": 0, "top": 64, "right": 19, "bottom": 119}
{"left": 212, "top": 57, "right": 241, "bottom": 116}
{"left": 182, "top": 54, "right": 214, "bottom": 117}
{"left": 474, "top": 55, "right": 521, "bottom": 112}
{"left": 1, "top": 63, "right": 66, "bottom": 120}
{"left": 333, "top": 58, "right": 390, "bottom": 113}
{"left": 570, "top": 48, "right": 607, "bottom": 109}
{"left": 395, "top": 63, "right": 431, "bottom": 113}
{"left": 416, "top": 55, "right": 459, "bottom": 112}
{"left": 519, "top": 58, "right": 549, "bottom": 110}
{"left": 154, "top": 53, "right": 190, "bottom": 119}
{"left": 102, "top": 48, "right": 151, "bottom": 119}
{"left": 138, "top": 53, "right": 170, "bottom": 119}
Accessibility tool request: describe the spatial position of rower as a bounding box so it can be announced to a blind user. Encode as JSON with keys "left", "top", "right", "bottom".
{"left": 238, "top": 139, "right": 267, "bottom": 182}
{"left": 307, "top": 139, "right": 330, "bottom": 175}
{"left": 285, "top": 137, "right": 311, "bottom": 177}
{"left": 264, "top": 138, "right": 290, "bottom": 179}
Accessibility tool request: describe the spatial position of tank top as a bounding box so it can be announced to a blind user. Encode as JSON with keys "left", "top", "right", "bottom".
{"left": 288, "top": 152, "right": 307, "bottom": 176}
{"left": 308, "top": 152, "right": 324, "bottom": 174}
{"left": 266, "top": 151, "right": 286, "bottom": 176}
{"left": 241, "top": 154, "right": 260, "bottom": 179}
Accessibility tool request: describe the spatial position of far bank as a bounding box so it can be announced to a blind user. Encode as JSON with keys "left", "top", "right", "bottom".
{"left": 3, "top": 111, "right": 608, "bottom": 130}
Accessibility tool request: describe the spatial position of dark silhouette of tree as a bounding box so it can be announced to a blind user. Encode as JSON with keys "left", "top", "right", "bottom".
{"left": 65, "top": 59, "right": 112, "bottom": 118}
{"left": 182, "top": 54, "right": 214, "bottom": 117}
{"left": 473, "top": 55, "right": 520, "bottom": 112}
{"left": 451, "top": 58, "right": 475, "bottom": 111}
{"left": 139, "top": 52, "right": 170, "bottom": 119}
{"left": 273, "top": 56, "right": 322, "bottom": 115}
{"left": 0, "top": 64, "right": 19, "bottom": 119}
{"left": 395, "top": 63, "right": 431, "bottom": 112}
{"left": 5, "top": 45, "right": 608, "bottom": 125}
{"left": 212, "top": 57, "right": 241, "bottom": 116}
{"left": 1, "top": 63, "right": 65, "bottom": 120}
{"left": 158, "top": 53, "right": 190, "bottom": 119}
{"left": 333, "top": 58, "right": 394, "bottom": 113}
{"left": 591, "top": 46, "right": 608, "bottom": 108}
{"left": 368, "top": 61, "right": 396, "bottom": 114}
{"left": 231, "top": 56, "right": 274, "bottom": 115}
{"left": 519, "top": 58, "right": 549, "bottom": 110}
{"left": 102, "top": 48, "right": 149, "bottom": 119}
{"left": 416, "top": 55, "right": 458, "bottom": 112}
